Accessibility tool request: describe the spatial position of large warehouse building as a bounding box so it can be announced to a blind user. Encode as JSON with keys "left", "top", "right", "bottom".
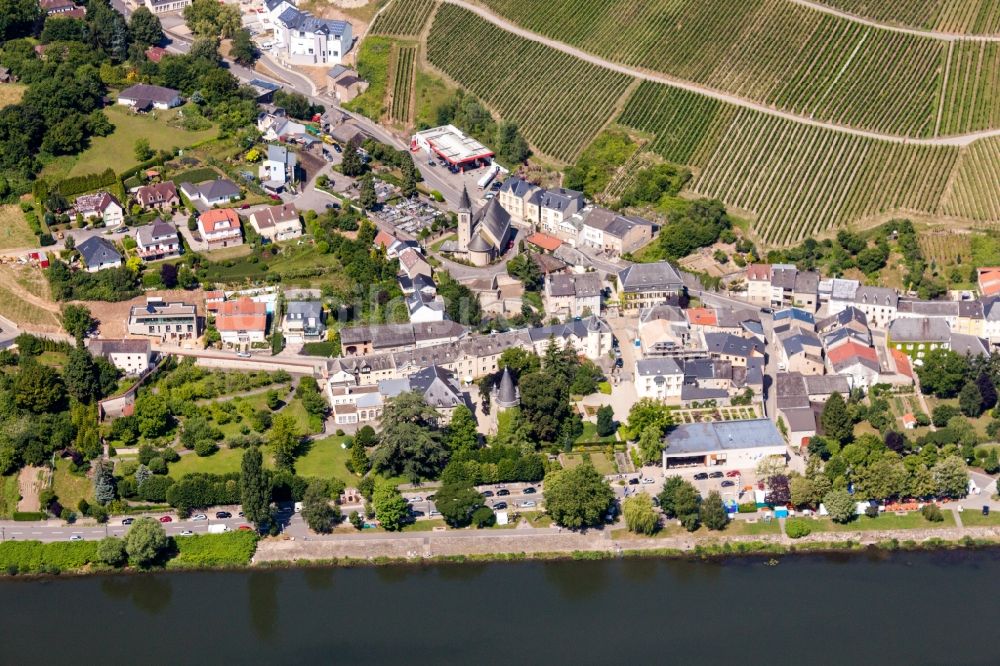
{"left": 662, "top": 419, "right": 787, "bottom": 470}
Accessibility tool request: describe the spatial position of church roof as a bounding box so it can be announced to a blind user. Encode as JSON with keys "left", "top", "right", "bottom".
{"left": 468, "top": 233, "right": 492, "bottom": 252}
{"left": 458, "top": 185, "right": 471, "bottom": 210}
{"left": 473, "top": 197, "right": 511, "bottom": 247}
{"left": 498, "top": 367, "right": 517, "bottom": 406}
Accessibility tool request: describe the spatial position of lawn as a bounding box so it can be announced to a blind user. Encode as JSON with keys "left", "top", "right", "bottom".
{"left": 294, "top": 435, "right": 355, "bottom": 485}
{"left": 562, "top": 451, "right": 616, "bottom": 475}
{"left": 575, "top": 422, "right": 617, "bottom": 445}
{"left": 721, "top": 518, "right": 782, "bottom": 536}
{"left": 36, "top": 351, "right": 68, "bottom": 370}
{"left": 0, "top": 205, "right": 38, "bottom": 250}
{"left": 799, "top": 511, "right": 956, "bottom": 533}
{"left": 52, "top": 459, "right": 93, "bottom": 509}
{"left": 168, "top": 447, "right": 246, "bottom": 478}
{"left": 0, "top": 83, "right": 26, "bottom": 108}
{"left": 957, "top": 510, "right": 1000, "bottom": 527}
{"left": 201, "top": 244, "right": 349, "bottom": 290}
{"left": 281, "top": 397, "right": 323, "bottom": 435}
{"left": 0, "top": 265, "right": 60, "bottom": 328}
{"left": 401, "top": 518, "right": 447, "bottom": 532}
{"left": 203, "top": 244, "right": 253, "bottom": 262}
{"left": 0, "top": 475, "right": 19, "bottom": 518}
{"left": 68, "top": 105, "right": 217, "bottom": 177}
{"left": 430, "top": 233, "right": 456, "bottom": 252}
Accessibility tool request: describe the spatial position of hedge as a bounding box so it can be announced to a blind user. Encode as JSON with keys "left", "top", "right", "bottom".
{"left": 168, "top": 531, "right": 258, "bottom": 568}
{"left": 0, "top": 541, "right": 99, "bottom": 573}
{"left": 54, "top": 168, "right": 117, "bottom": 197}
{"left": 302, "top": 341, "right": 338, "bottom": 357}
{"left": 12, "top": 512, "right": 47, "bottom": 521}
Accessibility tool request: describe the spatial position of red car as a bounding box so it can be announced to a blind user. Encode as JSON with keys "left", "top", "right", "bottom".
{"left": 725, "top": 471, "right": 741, "bottom": 478}
{"left": 240, "top": 203, "right": 251, "bottom": 210}
{"left": 159, "top": 516, "right": 173, "bottom": 523}
{"left": 268, "top": 194, "right": 281, "bottom": 201}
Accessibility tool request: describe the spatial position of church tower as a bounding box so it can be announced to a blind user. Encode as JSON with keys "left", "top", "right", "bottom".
{"left": 495, "top": 367, "right": 519, "bottom": 412}
{"left": 457, "top": 185, "right": 472, "bottom": 252}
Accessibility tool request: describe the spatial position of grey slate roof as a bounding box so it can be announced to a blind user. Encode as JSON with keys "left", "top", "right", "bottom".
{"left": 714, "top": 306, "right": 761, "bottom": 328}
{"left": 887, "top": 316, "right": 950, "bottom": 343}
{"left": 458, "top": 185, "right": 471, "bottom": 210}
{"left": 854, "top": 286, "right": 898, "bottom": 308}
{"left": 497, "top": 367, "right": 517, "bottom": 406}
{"left": 822, "top": 326, "right": 871, "bottom": 349}
{"left": 286, "top": 300, "right": 322, "bottom": 321}
{"left": 617, "top": 261, "right": 683, "bottom": 293}
{"left": 950, "top": 332, "right": 989, "bottom": 357}
{"left": 408, "top": 365, "right": 468, "bottom": 409}
{"left": 664, "top": 419, "right": 785, "bottom": 455}
{"left": 793, "top": 270, "right": 819, "bottom": 294}
{"left": 119, "top": 84, "right": 179, "bottom": 105}
{"left": 77, "top": 237, "right": 122, "bottom": 268}
{"left": 803, "top": 374, "right": 851, "bottom": 396}
{"left": 498, "top": 177, "right": 539, "bottom": 198}
{"left": 136, "top": 219, "right": 178, "bottom": 247}
{"left": 278, "top": 7, "right": 349, "bottom": 35}
{"left": 781, "top": 406, "right": 817, "bottom": 432}
{"left": 704, "top": 332, "right": 762, "bottom": 359}
{"left": 536, "top": 188, "right": 584, "bottom": 212}
{"left": 584, "top": 207, "right": 651, "bottom": 239}
{"left": 471, "top": 197, "right": 511, "bottom": 247}
{"left": 817, "top": 306, "right": 868, "bottom": 332}
{"left": 548, "top": 272, "right": 601, "bottom": 298}
{"left": 635, "top": 357, "right": 684, "bottom": 378}
{"left": 640, "top": 304, "right": 687, "bottom": 324}
{"left": 896, "top": 300, "right": 959, "bottom": 317}
{"left": 775, "top": 372, "right": 809, "bottom": 409}
{"left": 87, "top": 338, "right": 151, "bottom": 357}
{"left": 770, "top": 265, "right": 797, "bottom": 290}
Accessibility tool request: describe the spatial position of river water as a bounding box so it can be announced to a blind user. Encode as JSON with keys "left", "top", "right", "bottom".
{"left": 0, "top": 549, "right": 995, "bottom": 665}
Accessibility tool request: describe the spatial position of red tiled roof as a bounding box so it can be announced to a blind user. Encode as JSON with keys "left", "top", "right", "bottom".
{"left": 746, "top": 264, "right": 771, "bottom": 281}
{"left": 526, "top": 233, "right": 562, "bottom": 252}
{"left": 374, "top": 230, "right": 395, "bottom": 249}
{"left": 978, "top": 268, "right": 1000, "bottom": 296}
{"left": 686, "top": 307, "right": 717, "bottom": 326}
{"left": 215, "top": 297, "right": 266, "bottom": 332}
{"left": 145, "top": 46, "right": 167, "bottom": 63}
{"left": 199, "top": 208, "right": 241, "bottom": 234}
{"left": 891, "top": 348, "right": 914, "bottom": 379}
{"left": 827, "top": 341, "right": 878, "bottom": 367}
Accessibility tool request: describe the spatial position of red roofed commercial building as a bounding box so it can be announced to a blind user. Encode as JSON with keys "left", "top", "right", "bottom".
{"left": 215, "top": 297, "right": 267, "bottom": 346}
{"left": 410, "top": 125, "right": 494, "bottom": 170}
{"left": 978, "top": 268, "right": 1000, "bottom": 297}
{"left": 526, "top": 233, "right": 562, "bottom": 253}
{"left": 198, "top": 208, "right": 243, "bottom": 250}
{"left": 826, "top": 341, "right": 881, "bottom": 389}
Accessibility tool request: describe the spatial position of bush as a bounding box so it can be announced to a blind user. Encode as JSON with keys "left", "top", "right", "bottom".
{"left": 472, "top": 505, "right": 496, "bottom": 528}
{"left": 349, "top": 510, "right": 364, "bottom": 530}
{"left": 737, "top": 502, "right": 758, "bottom": 513}
{"left": 0, "top": 541, "right": 100, "bottom": 573}
{"left": 168, "top": 532, "right": 258, "bottom": 568}
{"left": 785, "top": 519, "right": 812, "bottom": 539}
{"left": 921, "top": 504, "right": 944, "bottom": 522}
{"left": 12, "top": 512, "right": 47, "bottom": 521}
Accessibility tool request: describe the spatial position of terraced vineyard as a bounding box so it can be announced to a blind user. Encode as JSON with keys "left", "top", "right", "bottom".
{"left": 939, "top": 137, "right": 1000, "bottom": 222}
{"left": 371, "top": 0, "right": 438, "bottom": 36}
{"left": 817, "top": 0, "right": 1000, "bottom": 34}
{"left": 479, "top": 0, "right": 998, "bottom": 137}
{"left": 426, "top": 4, "right": 632, "bottom": 161}
{"left": 389, "top": 45, "right": 417, "bottom": 123}
{"left": 939, "top": 41, "right": 1000, "bottom": 134}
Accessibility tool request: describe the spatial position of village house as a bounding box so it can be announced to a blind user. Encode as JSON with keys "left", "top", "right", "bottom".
{"left": 198, "top": 208, "right": 243, "bottom": 250}
{"left": 339, "top": 321, "right": 468, "bottom": 356}
{"left": 259, "top": 145, "right": 298, "bottom": 191}
{"left": 527, "top": 188, "right": 586, "bottom": 233}
{"left": 117, "top": 83, "right": 182, "bottom": 111}
{"left": 181, "top": 179, "right": 241, "bottom": 208}
{"left": 638, "top": 305, "right": 692, "bottom": 357}
{"left": 978, "top": 268, "right": 1000, "bottom": 298}
{"left": 497, "top": 177, "right": 541, "bottom": 225}
{"left": 86, "top": 339, "right": 152, "bottom": 375}
{"left": 887, "top": 317, "right": 952, "bottom": 360}
{"left": 398, "top": 247, "right": 432, "bottom": 281}
{"left": 144, "top": 0, "right": 192, "bottom": 15}
{"left": 544, "top": 272, "right": 603, "bottom": 318}
{"left": 74, "top": 192, "right": 124, "bottom": 227}
{"left": 829, "top": 285, "right": 899, "bottom": 330}
{"left": 825, "top": 341, "right": 881, "bottom": 389}
{"left": 215, "top": 297, "right": 268, "bottom": 347}
{"left": 703, "top": 332, "right": 764, "bottom": 367}
{"left": 777, "top": 329, "right": 824, "bottom": 375}
{"left": 257, "top": 109, "right": 308, "bottom": 143}
{"left": 634, "top": 357, "right": 684, "bottom": 399}
{"left": 616, "top": 261, "right": 684, "bottom": 311}
{"left": 40, "top": 0, "right": 86, "bottom": 18}
{"left": 274, "top": 7, "right": 353, "bottom": 66}
{"left": 135, "top": 219, "right": 180, "bottom": 261}
{"left": 135, "top": 181, "right": 179, "bottom": 210}
{"left": 578, "top": 207, "right": 653, "bottom": 256}
{"left": 406, "top": 292, "right": 447, "bottom": 323}
{"left": 282, "top": 300, "right": 325, "bottom": 343}
{"left": 77, "top": 237, "right": 122, "bottom": 272}
{"left": 326, "top": 65, "right": 368, "bottom": 102}
{"left": 248, "top": 204, "right": 301, "bottom": 243}
{"left": 128, "top": 298, "right": 198, "bottom": 341}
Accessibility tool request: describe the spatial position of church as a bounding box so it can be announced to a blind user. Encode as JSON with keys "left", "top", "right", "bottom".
{"left": 457, "top": 185, "right": 513, "bottom": 267}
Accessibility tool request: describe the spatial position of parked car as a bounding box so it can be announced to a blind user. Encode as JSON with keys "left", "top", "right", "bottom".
{"left": 180, "top": 530, "right": 194, "bottom": 536}
{"left": 268, "top": 194, "right": 281, "bottom": 201}
{"left": 628, "top": 478, "right": 640, "bottom": 485}
{"left": 521, "top": 500, "right": 537, "bottom": 508}
{"left": 69, "top": 535, "right": 83, "bottom": 541}
{"left": 426, "top": 494, "right": 436, "bottom": 502}
{"left": 693, "top": 473, "right": 709, "bottom": 481}
{"left": 410, "top": 510, "right": 425, "bottom": 518}
{"left": 497, "top": 489, "right": 510, "bottom": 496}
{"left": 490, "top": 181, "right": 502, "bottom": 191}
{"left": 159, "top": 516, "right": 173, "bottom": 523}
{"left": 984, "top": 505, "right": 990, "bottom": 516}
{"left": 237, "top": 351, "right": 252, "bottom": 358}
{"left": 709, "top": 471, "right": 724, "bottom": 479}
{"left": 721, "top": 480, "right": 736, "bottom": 488}
{"left": 481, "top": 490, "right": 494, "bottom": 498}
{"left": 408, "top": 496, "right": 422, "bottom": 503}
{"left": 215, "top": 511, "right": 232, "bottom": 519}
{"left": 725, "top": 471, "right": 741, "bottom": 478}
{"left": 641, "top": 478, "right": 655, "bottom": 485}
{"left": 493, "top": 501, "right": 508, "bottom": 510}
{"left": 429, "top": 510, "right": 441, "bottom": 517}
{"left": 523, "top": 487, "right": 536, "bottom": 494}
{"left": 333, "top": 143, "right": 342, "bottom": 153}
{"left": 121, "top": 518, "right": 134, "bottom": 525}
{"left": 192, "top": 514, "right": 207, "bottom": 521}
{"left": 240, "top": 203, "right": 251, "bottom": 210}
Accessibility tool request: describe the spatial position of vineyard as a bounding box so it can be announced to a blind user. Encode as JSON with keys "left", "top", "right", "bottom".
{"left": 426, "top": 4, "right": 633, "bottom": 161}
{"left": 939, "top": 137, "right": 1000, "bottom": 222}
{"left": 478, "top": 0, "right": 998, "bottom": 137}
{"left": 389, "top": 45, "right": 417, "bottom": 123}
{"left": 939, "top": 41, "right": 1000, "bottom": 135}
{"left": 816, "top": 0, "right": 1000, "bottom": 34}
{"left": 917, "top": 232, "right": 973, "bottom": 266}
{"left": 371, "top": 0, "right": 438, "bottom": 37}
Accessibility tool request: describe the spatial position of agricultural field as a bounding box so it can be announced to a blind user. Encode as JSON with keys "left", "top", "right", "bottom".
{"left": 939, "top": 136, "right": 1000, "bottom": 222}
{"left": 479, "top": 0, "right": 996, "bottom": 137}
{"left": 426, "top": 4, "right": 633, "bottom": 161}
{"left": 939, "top": 41, "right": 1000, "bottom": 135}
{"left": 389, "top": 44, "right": 417, "bottom": 124}
{"left": 371, "top": 0, "right": 437, "bottom": 36}
{"left": 817, "top": 0, "right": 1000, "bottom": 34}
{"left": 0, "top": 205, "right": 39, "bottom": 250}
{"left": 916, "top": 232, "right": 973, "bottom": 266}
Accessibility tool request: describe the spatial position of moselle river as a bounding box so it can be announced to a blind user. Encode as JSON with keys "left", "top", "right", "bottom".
{"left": 1, "top": 549, "right": 997, "bottom": 665}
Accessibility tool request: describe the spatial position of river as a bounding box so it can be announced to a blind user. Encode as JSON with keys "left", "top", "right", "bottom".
{"left": 0, "top": 549, "right": 995, "bottom": 665}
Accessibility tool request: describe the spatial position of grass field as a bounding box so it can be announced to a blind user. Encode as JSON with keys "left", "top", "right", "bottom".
{"left": 0, "top": 83, "right": 26, "bottom": 109}
{"left": 0, "top": 265, "right": 61, "bottom": 328}
{"left": 957, "top": 510, "right": 1000, "bottom": 526}
{"left": 0, "top": 475, "right": 19, "bottom": 519}
{"left": 346, "top": 36, "right": 392, "bottom": 120}
{"left": 51, "top": 459, "right": 93, "bottom": 510}
{"left": 561, "top": 451, "right": 616, "bottom": 475}
{"left": 574, "top": 422, "right": 617, "bottom": 444}
{"left": 67, "top": 105, "right": 216, "bottom": 178}
{"left": 796, "top": 510, "right": 957, "bottom": 533}
{"left": 294, "top": 435, "right": 355, "bottom": 485}
{"left": 0, "top": 205, "right": 38, "bottom": 250}
{"left": 168, "top": 447, "right": 246, "bottom": 478}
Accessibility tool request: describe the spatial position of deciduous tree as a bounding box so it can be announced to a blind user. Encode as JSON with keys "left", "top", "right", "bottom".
{"left": 700, "top": 490, "right": 728, "bottom": 530}
{"left": 622, "top": 493, "right": 658, "bottom": 535}
{"left": 240, "top": 446, "right": 269, "bottom": 528}
{"left": 820, "top": 392, "right": 852, "bottom": 445}
{"left": 301, "top": 479, "right": 338, "bottom": 533}
{"left": 823, "top": 489, "right": 855, "bottom": 524}
{"left": 125, "top": 517, "right": 169, "bottom": 566}
{"left": 542, "top": 462, "right": 614, "bottom": 529}
{"left": 372, "top": 480, "right": 409, "bottom": 531}
{"left": 268, "top": 413, "right": 301, "bottom": 472}
{"left": 434, "top": 481, "right": 484, "bottom": 528}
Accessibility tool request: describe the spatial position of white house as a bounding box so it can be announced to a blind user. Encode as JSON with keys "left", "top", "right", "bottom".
{"left": 275, "top": 7, "right": 352, "bottom": 66}
{"left": 258, "top": 144, "right": 297, "bottom": 190}
{"left": 117, "top": 83, "right": 182, "bottom": 110}
{"left": 181, "top": 179, "right": 241, "bottom": 207}
{"left": 215, "top": 297, "right": 268, "bottom": 347}
{"left": 634, "top": 357, "right": 684, "bottom": 399}
{"left": 135, "top": 219, "right": 180, "bottom": 261}
{"left": 87, "top": 338, "right": 152, "bottom": 375}
{"left": 144, "top": 0, "right": 191, "bottom": 15}
{"left": 74, "top": 192, "right": 124, "bottom": 227}
{"left": 248, "top": 204, "right": 301, "bottom": 243}
{"left": 77, "top": 237, "right": 122, "bottom": 273}
{"left": 407, "top": 292, "right": 446, "bottom": 323}
{"left": 198, "top": 209, "right": 243, "bottom": 250}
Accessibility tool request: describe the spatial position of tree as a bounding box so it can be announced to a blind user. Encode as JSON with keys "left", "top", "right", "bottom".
{"left": 931, "top": 455, "right": 969, "bottom": 498}
{"left": 134, "top": 138, "right": 154, "bottom": 161}
{"left": 622, "top": 493, "right": 658, "bottom": 535}
{"left": 820, "top": 392, "right": 853, "bottom": 445}
{"left": 93, "top": 459, "right": 116, "bottom": 505}
{"left": 160, "top": 263, "right": 178, "bottom": 289}
{"left": 494, "top": 121, "right": 530, "bottom": 164}
{"left": 446, "top": 405, "right": 479, "bottom": 452}
{"left": 371, "top": 392, "right": 448, "bottom": 481}
{"left": 932, "top": 403, "right": 960, "bottom": 427}
{"left": 959, "top": 381, "right": 985, "bottom": 417}
{"left": 240, "top": 446, "right": 270, "bottom": 529}
{"left": 542, "top": 463, "right": 614, "bottom": 528}
{"left": 349, "top": 436, "right": 371, "bottom": 475}
{"left": 125, "top": 517, "right": 169, "bottom": 566}
{"left": 358, "top": 174, "right": 377, "bottom": 210}
{"left": 301, "top": 480, "right": 338, "bottom": 533}
{"left": 372, "top": 481, "right": 409, "bottom": 531}
{"left": 506, "top": 253, "right": 542, "bottom": 291}
{"left": 230, "top": 28, "right": 257, "bottom": 66}
{"left": 766, "top": 474, "right": 791, "bottom": 505}
{"left": 97, "top": 536, "right": 128, "bottom": 567}
{"left": 916, "top": 348, "right": 970, "bottom": 398}
{"left": 518, "top": 371, "right": 569, "bottom": 444}
{"left": 340, "top": 142, "right": 365, "bottom": 177}
{"left": 64, "top": 348, "right": 101, "bottom": 403}
{"left": 624, "top": 398, "right": 674, "bottom": 440}
{"left": 434, "top": 482, "right": 484, "bottom": 527}
{"left": 596, "top": 405, "right": 616, "bottom": 437}
{"left": 976, "top": 370, "right": 997, "bottom": 411}
{"left": 135, "top": 393, "right": 170, "bottom": 438}
{"left": 61, "top": 304, "right": 94, "bottom": 341}
{"left": 789, "top": 475, "right": 817, "bottom": 508}
{"left": 129, "top": 6, "right": 164, "bottom": 46}
{"left": 700, "top": 490, "right": 728, "bottom": 530}
{"left": 823, "top": 489, "right": 856, "bottom": 523}
{"left": 14, "top": 361, "right": 66, "bottom": 414}
{"left": 637, "top": 424, "right": 664, "bottom": 465}
{"left": 0, "top": 0, "right": 41, "bottom": 41}
{"left": 268, "top": 413, "right": 300, "bottom": 472}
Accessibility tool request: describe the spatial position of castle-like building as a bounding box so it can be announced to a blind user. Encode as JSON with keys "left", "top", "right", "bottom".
{"left": 457, "top": 185, "right": 513, "bottom": 267}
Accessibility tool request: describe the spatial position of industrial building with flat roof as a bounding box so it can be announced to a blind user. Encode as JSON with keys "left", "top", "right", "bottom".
{"left": 410, "top": 125, "right": 494, "bottom": 169}
{"left": 662, "top": 419, "right": 787, "bottom": 469}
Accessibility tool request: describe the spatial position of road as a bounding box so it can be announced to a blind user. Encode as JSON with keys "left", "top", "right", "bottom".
{"left": 437, "top": 0, "right": 1000, "bottom": 147}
